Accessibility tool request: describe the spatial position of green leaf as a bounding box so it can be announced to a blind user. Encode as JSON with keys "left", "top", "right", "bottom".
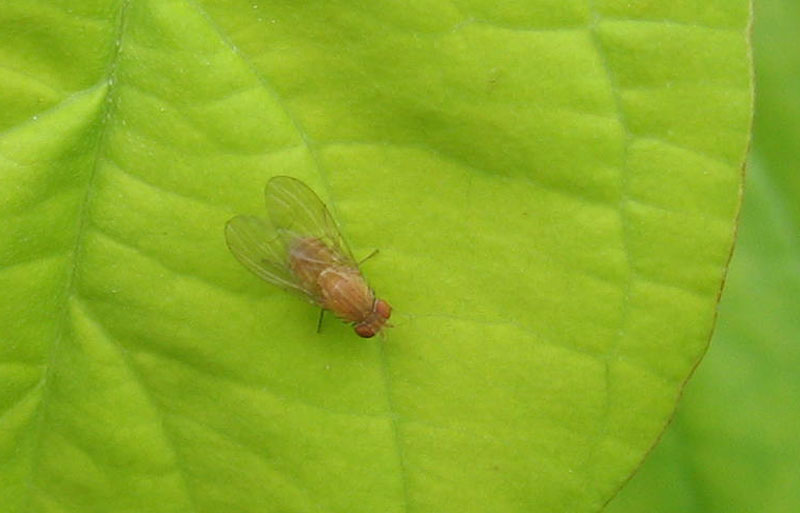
{"left": 605, "top": 0, "right": 800, "bottom": 511}
{"left": 0, "top": 1, "right": 752, "bottom": 512}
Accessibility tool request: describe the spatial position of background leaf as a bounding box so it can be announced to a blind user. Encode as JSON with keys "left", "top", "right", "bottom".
{"left": 0, "top": 1, "right": 752, "bottom": 512}
{"left": 605, "top": 0, "right": 800, "bottom": 511}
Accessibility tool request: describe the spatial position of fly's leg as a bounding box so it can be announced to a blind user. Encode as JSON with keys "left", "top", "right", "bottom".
{"left": 359, "top": 249, "right": 379, "bottom": 265}
{"left": 316, "top": 309, "right": 325, "bottom": 333}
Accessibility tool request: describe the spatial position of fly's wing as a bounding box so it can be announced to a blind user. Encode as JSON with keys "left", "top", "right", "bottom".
{"left": 224, "top": 214, "right": 317, "bottom": 302}
{"left": 265, "top": 176, "right": 358, "bottom": 266}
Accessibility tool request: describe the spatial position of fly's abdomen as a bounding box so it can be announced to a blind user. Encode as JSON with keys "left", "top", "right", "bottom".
{"left": 288, "top": 237, "right": 337, "bottom": 295}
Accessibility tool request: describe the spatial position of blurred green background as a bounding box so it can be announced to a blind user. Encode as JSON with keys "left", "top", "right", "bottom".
{"left": 606, "top": 0, "right": 800, "bottom": 511}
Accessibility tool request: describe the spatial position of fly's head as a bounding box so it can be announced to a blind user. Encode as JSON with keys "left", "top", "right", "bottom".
{"left": 354, "top": 298, "right": 392, "bottom": 338}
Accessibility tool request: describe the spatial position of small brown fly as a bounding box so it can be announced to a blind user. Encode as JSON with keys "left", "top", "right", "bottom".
{"left": 225, "top": 176, "right": 392, "bottom": 338}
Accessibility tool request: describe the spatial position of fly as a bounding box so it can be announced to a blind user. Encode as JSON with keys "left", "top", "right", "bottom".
{"left": 225, "top": 176, "right": 392, "bottom": 338}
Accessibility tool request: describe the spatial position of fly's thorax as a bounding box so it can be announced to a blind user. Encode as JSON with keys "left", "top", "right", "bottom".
{"left": 317, "top": 266, "right": 374, "bottom": 323}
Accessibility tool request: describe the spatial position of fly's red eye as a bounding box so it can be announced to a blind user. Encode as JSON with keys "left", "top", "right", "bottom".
{"left": 355, "top": 324, "right": 376, "bottom": 338}
{"left": 376, "top": 299, "right": 392, "bottom": 319}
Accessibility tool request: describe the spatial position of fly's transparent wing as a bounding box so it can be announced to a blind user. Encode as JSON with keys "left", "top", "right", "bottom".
{"left": 224, "top": 214, "right": 316, "bottom": 302}
{"left": 265, "top": 176, "right": 357, "bottom": 266}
